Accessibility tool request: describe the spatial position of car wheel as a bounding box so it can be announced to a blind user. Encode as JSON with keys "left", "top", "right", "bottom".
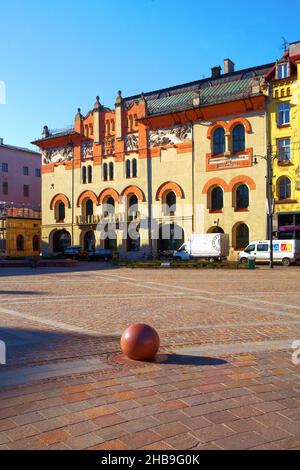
{"left": 239, "top": 257, "right": 248, "bottom": 264}
{"left": 208, "top": 257, "right": 215, "bottom": 263}
{"left": 282, "top": 257, "right": 291, "bottom": 266}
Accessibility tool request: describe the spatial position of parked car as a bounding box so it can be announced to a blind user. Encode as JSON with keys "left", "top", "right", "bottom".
{"left": 158, "top": 249, "right": 174, "bottom": 260}
{"left": 87, "top": 249, "right": 112, "bottom": 261}
{"left": 62, "top": 246, "right": 86, "bottom": 260}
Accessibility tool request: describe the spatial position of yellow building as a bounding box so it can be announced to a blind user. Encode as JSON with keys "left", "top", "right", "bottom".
{"left": 33, "top": 58, "right": 274, "bottom": 260}
{"left": 0, "top": 205, "right": 41, "bottom": 258}
{"left": 266, "top": 41, "right": 300, "bottom": 239}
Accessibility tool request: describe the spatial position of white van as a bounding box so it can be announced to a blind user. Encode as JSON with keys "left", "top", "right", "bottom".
{"left": 173, "top": 233, "right": 229, "bottom": 262}
{"left": 238, "top": 240, "right": 300, "bottom": 266}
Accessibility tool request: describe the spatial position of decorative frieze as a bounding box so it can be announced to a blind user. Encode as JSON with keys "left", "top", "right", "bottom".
{"left": 81, "top": 141, "right": 93, "bottom": 160}
{"left": 125, "top": 133, "right": 139, "bottom": 151}
{"left": 42, "top": 146, "right": 73, "bottom": 164}
{"left": 148, "top": 125, "right": 192, "bottom": 147}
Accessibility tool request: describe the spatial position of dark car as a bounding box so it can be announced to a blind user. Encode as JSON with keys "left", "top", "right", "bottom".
{"left": 62, "top": 246, "right": 86, "bottom": 260}
{"left": 87, "top": 249, "right": 112, "bottom": 261}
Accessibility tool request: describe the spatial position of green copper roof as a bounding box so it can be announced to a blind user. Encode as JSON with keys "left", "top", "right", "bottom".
{"left": 146, "top": 77, "right": 257, "bottom": 115}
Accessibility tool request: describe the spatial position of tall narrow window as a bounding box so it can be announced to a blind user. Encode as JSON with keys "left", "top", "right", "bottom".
{"left": 166, "top": 191, "right": 176, "bottom": 215}
{"left": 235, "top": 224, "right": 249, "bottom": 249}
{"left": 23, "top": 166, "right": 29, "bottom": 176}
{"left": 23, "top": 185, "right": 29, "bottom": 197}
{"left": 211, "top": 186, "right": 223, "bottom": 211}
{"left": 87, "top": 165, "right": 92, "bottom": 183}
{"left": 103, "top": 163, "right": 108, "bottom": 181}
{"left": 232, "top": 124, "right": 245, "bottom": 152}
{"left": 16, "top": 235, "right": 24, "bottom": 251}
{"left": 1, "top": 162, "right": 8, "bottom": 172}
{"left": 109, "top": 162, "right": 114, "bottom": 180}
{"left": 82, "top": 166, "right": 87, "bottom": 183}
{"left": 236, "top": 184, "right": 249, "bottom": 209}
{"left": 278, "top": 102, "right": 290, "bottom": 126}
{"left": 57, "top": 202, "right": 65, "bottom": 221}
{"left": 126, "top": 159, "right": 131, "bottom": 178}
{"left": 213, "top": 128, "right": 225, "bottom": 155}
{"left": 132, "top": 158, "right": 137, "bottom": 177}
{"left": 277, "top": 63, "right": 289, "bottom": 79}
{"left": 278, "top": 177, "right": 291, "bottom": 200}
{"left": 278, "top": 138, "right": 291, "bottom": 161}
{"left": 2, "top": 181, "right": 8, "bottom": 195}
{"left": 32, "top": 235, "right": 39, "bottom": 252}
{"left": 86, "top": 199, "right": 93, "bottom": 217}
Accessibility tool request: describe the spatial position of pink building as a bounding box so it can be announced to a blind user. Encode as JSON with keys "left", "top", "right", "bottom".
{"left": 0, "top": 138, "right": 41, "bottom": 207}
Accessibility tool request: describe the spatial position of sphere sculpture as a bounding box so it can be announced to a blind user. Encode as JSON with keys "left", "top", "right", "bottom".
{"left": 120, "top": 323, "right": 160, "bottom": 361}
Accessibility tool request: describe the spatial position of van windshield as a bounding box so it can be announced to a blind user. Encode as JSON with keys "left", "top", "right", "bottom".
{"left": 178, "top": 245, "right": 187, "bottom": 252}
{"left": 244, "top": 244, "right": 255, "bottom": 253}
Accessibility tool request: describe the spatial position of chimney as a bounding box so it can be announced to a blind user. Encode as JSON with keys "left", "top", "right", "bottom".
{"left": 289, "top": 41, "right": 300, "bottom": 57}
{"left": 224, "top": 58, "right": 235, "bottom": 74}
{"left": 211, "top": 66, "right": 221, "bottom": 78}
{"left": 0, "top": 138, "right": 3, "bottom": 145}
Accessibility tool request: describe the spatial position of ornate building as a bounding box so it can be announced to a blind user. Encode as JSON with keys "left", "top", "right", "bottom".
{"left": 33, "top": 56, "right": 278, "bottom": 259}
{"left": 266, "top": 41, "right": 300, "bottom": 240}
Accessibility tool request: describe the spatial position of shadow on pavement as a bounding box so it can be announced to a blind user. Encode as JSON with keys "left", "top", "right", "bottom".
{"left": 0, "top": 290, "right": 47, "bottom": 296}
{"left": 159, "top": 353, "right": 227, "bottom": 366}
{"left": 0, "top": 261, "right": 120, "bottom": 277}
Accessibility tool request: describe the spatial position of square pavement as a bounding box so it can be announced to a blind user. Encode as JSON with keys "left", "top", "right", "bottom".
{"left": 0, "top": 264, "right": 300, "bottom": 450}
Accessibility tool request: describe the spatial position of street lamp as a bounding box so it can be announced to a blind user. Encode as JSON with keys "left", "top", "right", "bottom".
{"left": 253, "top": 148, "right": 278, "bottom": 269}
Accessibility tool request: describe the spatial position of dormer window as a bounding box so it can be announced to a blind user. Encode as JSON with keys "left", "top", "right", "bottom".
{"left": 277, "top": 62, "right": 289, "bottom": 80}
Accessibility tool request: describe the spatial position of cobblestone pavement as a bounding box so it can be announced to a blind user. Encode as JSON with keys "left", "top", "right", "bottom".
{"left": 0, "top": 264, "right": 300, "bottom": 450}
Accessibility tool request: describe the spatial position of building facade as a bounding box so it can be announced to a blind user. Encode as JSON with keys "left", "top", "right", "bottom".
{"left": 33, "top": 56, "right": 278, "bottom": 259}
{"left": 266, "top": 41, "right": 300, "bottom": 240}
{"left": 0, "top": 205, "right": 41, "bottom": 258}
{"left": 0, "top": 139, "right": 41, "bottom": 207}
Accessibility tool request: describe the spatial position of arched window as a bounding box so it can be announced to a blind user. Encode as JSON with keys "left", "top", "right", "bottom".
{"left": 32, "top": 235, "right": 39, "bottom": 252}
{"left": 236, "top": 184, "right": 249, "bottom": 209}
{"left": 57, "top": 201, "right": 65, "bottom": 221}
{"left": 128, "top": 194, "right": 138, "bottom": 218}
{"left": 235, "top": 223, "right": 249, "bottom": 250}
{"left": 104, "top": 196, "right": 115, "bottom": 217}
{"left": 86, "top": 199, "right": 93, "bottom": 217}
{"left": 166, "top": 191, "right": 176, "bottom": 214}
{"left": 109, "top": 162, "right": 114, "bottom": 180}
{"left": 132, "top": 158, "right": 137, "bottom": 177}
{"left": 126, "top": 159, "right": 131, "bottom": 178}
{"left": 279, "top": 177, "right": 291, "bottom": 200}
{"left": 16, "top": 235, "right": 24, "bottom": 251}
{"left": 211, "top": 186, "right": 223, "bottom": 211}
{"left": 82, "top": 166, "right": 87, "bottom": 184}
{"left": 232, "top": 124, "right": 245, "bottom": 153}
{"left": 103, "top": 163, "right": 108, "bottom": 181}
{"left": 87, "top": 165, "right": 92, "bottom": 183}
{"left": 213, "top": 128, "right": 225, "bottom": 155}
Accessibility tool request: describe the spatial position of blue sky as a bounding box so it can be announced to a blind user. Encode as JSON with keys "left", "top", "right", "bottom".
{"left": 1, "top": 0, "right": 300, "bottom": 149}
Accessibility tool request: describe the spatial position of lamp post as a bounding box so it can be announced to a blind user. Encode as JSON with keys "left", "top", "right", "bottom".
{"left": 254, "top": 148, "right": 277, "bottom": 269}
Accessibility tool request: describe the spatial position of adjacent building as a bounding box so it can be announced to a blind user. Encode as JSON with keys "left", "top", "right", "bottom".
{"left": 266, "top": 41, "right": 300, "bottom": 240}
{"left": 32, "top": 43, "right": 300, "bottom": 259}
{"left": 0, "top": 139, "right": 41, "bottom": 257}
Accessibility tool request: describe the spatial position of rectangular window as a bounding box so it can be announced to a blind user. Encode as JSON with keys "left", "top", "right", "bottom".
{"left": 278, "top": 102, "right": 290, "bottom": 126}
{"left": 1, "top": 162, "right": 8, "bottom": 172}
{"left": 35, "top": 168, "right": 41, "bottom": 177}
{"left": 278, "top": 138, "right": 291, "bottom": 161}
{"left": 2, "top": 181, "right": 8, "bottom": 195}
{"left": 257, "top": 243, "right": 269, "bottom": 252}
{"left": 23, "top": 166, "right": 29, "bottom": 175}
{"left": 277, "top": 63, "right": 288, "bottom": 80}
{"left": 23, "top": 184, "right": 29, "bottom": 197}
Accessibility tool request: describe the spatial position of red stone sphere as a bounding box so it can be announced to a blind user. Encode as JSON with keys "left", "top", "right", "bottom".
{"left": 120, "top": 323, "right": 160, "bottom": 361}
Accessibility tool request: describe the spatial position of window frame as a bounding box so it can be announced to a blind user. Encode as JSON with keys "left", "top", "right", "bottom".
{"left": 212, "top": 127, "right": 226, "bottom": 155}
{"left": 278, "top": 102, "right": 290, "bottom": 126}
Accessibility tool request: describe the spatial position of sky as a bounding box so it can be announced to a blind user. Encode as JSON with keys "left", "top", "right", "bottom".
{"left": 0, "top": 0, "right": 300, "bottom": 150}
